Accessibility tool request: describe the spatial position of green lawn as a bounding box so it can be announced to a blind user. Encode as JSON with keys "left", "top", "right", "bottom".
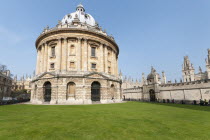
{"left": 1, "top": 102, "right": 210, "bottom": 140}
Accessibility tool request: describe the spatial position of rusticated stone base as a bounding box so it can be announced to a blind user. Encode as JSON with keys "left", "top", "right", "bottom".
{"left": 30, "top": 72, "right": 122, "bottom": 105}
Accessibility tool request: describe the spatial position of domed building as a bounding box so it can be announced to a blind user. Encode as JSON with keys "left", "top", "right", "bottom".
{"left": 30, "top": 4, "right": 122, "bottom": 104}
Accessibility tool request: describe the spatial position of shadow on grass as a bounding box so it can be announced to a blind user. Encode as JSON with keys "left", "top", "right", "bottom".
{"left": 135, "top": 101, "right": 210, "bottom": 112}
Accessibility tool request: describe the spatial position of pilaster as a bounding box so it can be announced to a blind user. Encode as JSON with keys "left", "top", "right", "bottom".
{"left": 104, "top": 44, "right": 108, "bottom": 73}
{"left": 77, "top": 38, "right": 82, "bottom": 71}
{"left": 57, "top": 38, "right": 62, "bottom": 70}
{"left": 44, "top": 43, "right": 48, "bottom": 72}
{"left": 42, "top": 43, "right": 45, "bottom": 73}
{"left": 62, "top": 37, "right": 67, "bottom": 71}
{"left": 83, "top": 38, "right": 88, "bottom": 71}
{"left": 100, "top": 43, "right": 104, "bottom": 72}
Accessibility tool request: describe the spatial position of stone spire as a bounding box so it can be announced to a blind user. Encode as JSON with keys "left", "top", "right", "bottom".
{"left": 161, "top": 71, "right": 167, "bottom": 84}
{"left": 182, "top": 56, "right": 195, "bottom": 82}
{"left": 141, "top": 73, "right": 145, "bottom": 85}
{"left": 206, "top": 49, "right": 210, "bottom": 79}
{"left": 119, "top": 70, "right": 123, "bottom": 80}
{"left": 199, "top": 66, "right": 202, "bottom": 73}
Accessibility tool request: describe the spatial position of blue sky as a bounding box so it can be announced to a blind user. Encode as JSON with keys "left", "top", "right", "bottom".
{"left": 0, "top": 0, "right": 210, "bottom": 81}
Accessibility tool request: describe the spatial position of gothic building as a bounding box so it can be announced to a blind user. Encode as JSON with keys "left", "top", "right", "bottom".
{"left": 123, "top": 49, "right": 210, "bottom": 103}
{"left": 12, "top": 75, "right": 33, "bottom": 93}
{"left": 31, "top": 4, "right": 122, "bottom": 104}
{"left": 0, "top": 70, "right": 12, "bottom": 101}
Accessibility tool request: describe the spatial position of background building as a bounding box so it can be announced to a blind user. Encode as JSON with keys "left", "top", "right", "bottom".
{"left": 0, "top": 70, "right": 12, "bottom": 101}
{"left": 122, "top": 49, "right": 210, "bottom": 103}
{"left": 31, "top": 4, "right": 122, "bottom": 104}
{"left": 12, "top": 75, "right": 32, "bottom": 93}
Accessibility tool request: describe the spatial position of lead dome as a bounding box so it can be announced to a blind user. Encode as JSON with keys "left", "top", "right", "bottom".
{"left": 61, "top": 4, "right": 96, "bottom": 26}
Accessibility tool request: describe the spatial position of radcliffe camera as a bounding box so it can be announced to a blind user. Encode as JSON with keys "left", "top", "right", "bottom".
{"left": 0, "top": 1, "right": 210, "bottom": 140}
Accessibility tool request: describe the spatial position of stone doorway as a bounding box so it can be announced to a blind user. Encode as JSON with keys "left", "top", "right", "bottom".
{"left": 110, "top": 84, "right": 115, "bottom": 99}
{"left": 91, "top": 82, "right": 101, "bottom": 101}
{"left": 44, "top": 82, "right": 51, "bottom": 102}
{"left": 149, "top": 89, "right": 156, "bottom": 102}
{"left": 67, "top": 82, "right": 76, "bottom": 99}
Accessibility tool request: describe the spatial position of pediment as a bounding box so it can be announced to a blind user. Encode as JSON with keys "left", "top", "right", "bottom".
{"left": 38, "top": 72, "right": 55, "bottom": 79}
{"left": 85, "top": 72, "right": 108, "bottom": 79}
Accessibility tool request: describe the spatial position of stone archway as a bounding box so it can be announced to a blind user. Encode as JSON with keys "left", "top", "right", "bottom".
{"left": 91, "top": 81, "right": 101, "bottom": 101}
{"left": 149, "top": 89, "right": 156, "bottom": 102}
{"left": 44, "top": 82, "right": 51, "bottom": 102}
{"left": 111, "top": 84, "right": 115, "bottom": 99}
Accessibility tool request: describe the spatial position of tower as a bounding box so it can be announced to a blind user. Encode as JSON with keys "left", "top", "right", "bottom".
{"left": 182, "top": 56, "right": 195, "bottom": 82}
{"left": 161, "top": 71, "right": 167, "bottom": 84}
{"left": 206, "top": 49, "right": 210, "bottom": 79}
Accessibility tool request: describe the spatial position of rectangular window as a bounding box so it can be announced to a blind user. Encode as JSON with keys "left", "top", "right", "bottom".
{"left": 70, "top": 62, "right": 75, "bottom": 68}
{"left": 70, "top": 45, "right": 75, "bottom": 55}
{"left": 50, "top": 63, "right": 55, "bottom": 69}
{"left": 91, "top": 47, "right": 96, "bottom": 57}
{"left": 108, "top": 66, "right": 111, "bottom": 73}
{"left": 51, "top": 47, "right": 55, "bottom": 57}
{"left": 92, "top": 63, "right": 96, "bottom": 69}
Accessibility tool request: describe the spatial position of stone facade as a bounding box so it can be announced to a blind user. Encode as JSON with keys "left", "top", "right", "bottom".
{"left": 31, "top": 4, "right": 122, "bottom": 104}
{"left": 0, "top": 70, "right": 12, "bottom": 101}
{"left": 123, "top": 49, "right": 210, "bottom": 104}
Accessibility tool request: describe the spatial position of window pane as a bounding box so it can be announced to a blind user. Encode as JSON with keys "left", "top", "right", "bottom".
{"left": 50, "top": 63, "right": 54, "bottom": 69}
{"left": 91, "top": 47, "right": 96, "bottom": 57}
{"left": 92, "top": 63, "right": 96, "bottom": 69}
{"left": 70, "top": 62, "right": 75, "bottom": 68}
{"left": 51, "top": 47, "right": 55, "bottom": 56}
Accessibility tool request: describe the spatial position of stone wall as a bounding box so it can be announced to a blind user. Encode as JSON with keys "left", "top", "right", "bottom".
{"left": 122, "top": 80, "right": 210, "bottom": 104}
{"left": 31, "top": 74, "right": 121, "bottom": 104}
{"left": 123, "top": 88, "right": 143, "bottom": 100}
{"left": 159, "top": 80, "right": 210, "bottom": 103}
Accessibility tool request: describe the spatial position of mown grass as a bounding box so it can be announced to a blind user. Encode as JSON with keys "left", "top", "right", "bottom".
{"left": 0, "top": 102, "right": 210, "bottom": 140}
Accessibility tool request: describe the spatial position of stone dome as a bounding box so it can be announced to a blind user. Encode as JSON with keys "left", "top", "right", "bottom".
{"left": 61, "top": 4, "right": 96, "bottom": 26}
{"left": 147, "top": 73, "right": 155, "bottom": 80}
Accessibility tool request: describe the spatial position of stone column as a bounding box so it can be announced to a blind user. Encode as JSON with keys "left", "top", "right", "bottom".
{"left": 42, "top": 43, "right": 45, "bottom": 73}
{"left": 100, "top": 43, "right": 104, "bottom": 72}
{"left": 111, "top": 50, "right": 115, "bottom": 75}
{"left": 116, "top": 57, "right": 119, "bottom": 76}
{"left": 77, "top": 38, "right": 82, "bottom": 71}
{"left": 62, "top": 38, "right": 67, "bottom": 71}
{"left": 104, "top": 45, "right": 108, "bottom": 73}
{"left": 83, "top": 38, "right": 88, "bottom": 71}
{"left": 39, "top": 45, "right": 43, "bottom": 74}
{"left": 44, "top": 43, "right": 48, "bottom": 72}
{"left": 57, "top": 38, "right": 62, "bottom": 71}
{"left": 36, "top": 48, "right": 40, "bottom": 75}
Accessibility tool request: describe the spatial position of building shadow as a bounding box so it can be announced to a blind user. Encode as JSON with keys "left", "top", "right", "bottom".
{"left": 136, "top": 101, "right": 210, "bottom": 112}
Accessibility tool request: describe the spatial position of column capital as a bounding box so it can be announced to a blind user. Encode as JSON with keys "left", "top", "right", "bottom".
{"left": 42, "top": 42, "right": 47, "bottom": 46}
{"left": 103, "top": 43, "right": 109, "bottom": 47}
{"left": 63, "top": 37, "right": 68, "bottom": 40}
{"left": 77, "top": 37, "right": 82, "bottom": 40}
{"left": 83, "top": 38, "right": 89, "bottom": 42}
{"left": 56, "top": 37, "right": 62, "bottom": 41}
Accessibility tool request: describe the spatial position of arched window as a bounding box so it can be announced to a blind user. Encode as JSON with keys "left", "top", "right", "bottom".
{"left": 111, "top": 84, "right": 115, "bottom": 99}
{"left": 67, "top": 82, "right": 76, "bottom": 99}
{"left": 91, "top": 81, "right": 101, "bottom": 101}
{"left": 43, "top": 82, "right": 51, "bottom": 102}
